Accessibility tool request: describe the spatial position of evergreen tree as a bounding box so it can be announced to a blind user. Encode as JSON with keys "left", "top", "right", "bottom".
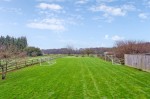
{"left": 0, "top": 35, "right": 28, "bottom": 50}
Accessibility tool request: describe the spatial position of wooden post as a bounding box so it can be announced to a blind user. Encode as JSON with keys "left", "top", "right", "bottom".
{"left": 25, "top": 60, "right": 27, "bottom": 66}
{"left": 32, "top": 60, "right": 33, "bottom": 65}
{"left": 0, "top": 60, "right": 5, "bottom": 80}
{"left": 37, "top": 59, "right": 38, "bottom": 64}
{"left": 16, "top": 61, "right": 18, "bottom": 69}
{"left": 1, "top": 61, "right": 6, "bottom": 80}
{"left": 40, "top": 59, "right": 41, "bottom": 66}
{"left": 6, "top": 61, "right": 8, "bottom": 72}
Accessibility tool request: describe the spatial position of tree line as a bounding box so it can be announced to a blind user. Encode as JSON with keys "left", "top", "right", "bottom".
{"left": 42, "top": 47, "right": 111, "bottom": 56}
{"left": 0, "top": 35, "right": 27, "bottom": 50}
{"left": 0, "top": 35, "right": 42, "bottom": 59}
{"left": 113, "top": 40, "right": 150, "bottom": 59}
{"left": 0, "top": 35, "right": 42, "bottom": 79}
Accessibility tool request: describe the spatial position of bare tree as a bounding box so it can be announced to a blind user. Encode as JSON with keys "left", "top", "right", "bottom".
{"left": 84, "top": 48, "right": 93, "bottom": 56}
{"left": 66, "top": 45, "right": 74, "bottom": 56}
{"left": 0, "top": 44, "right": 27, "bottom": 79}
{"left": 113, "top": 40, "right": 150, "bottom": 59}
{"left": 0, "top": 45, "right": 14, "bottom": 79}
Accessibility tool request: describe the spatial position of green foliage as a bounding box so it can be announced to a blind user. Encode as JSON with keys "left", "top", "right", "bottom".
{"left": 25, "top": 47, "right": 43, "bottom": 57}
{"left": 84, "top": 48, "right": 93, "bottom": 56}
{"left": 0, "top": 35, "right": 28, "bottom": 50}
{"left": 0, "top": 57, "right": 149, "bottom": 98}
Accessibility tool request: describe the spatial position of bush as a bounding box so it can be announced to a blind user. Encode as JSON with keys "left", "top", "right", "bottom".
{"left": 113, "top": 40, "right": 150, "bottom": 59}
{"left": 24, "top": 47, "right": 43, "bottom": 57}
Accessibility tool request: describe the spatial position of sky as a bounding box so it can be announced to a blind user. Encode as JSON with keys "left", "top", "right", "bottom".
{"left": 0, "top": 0, "right": 150, "bottom": 49}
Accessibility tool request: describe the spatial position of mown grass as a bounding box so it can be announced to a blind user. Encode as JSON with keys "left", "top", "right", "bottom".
{"left": 0, "top": 57, "right": 150, "bottom": 99}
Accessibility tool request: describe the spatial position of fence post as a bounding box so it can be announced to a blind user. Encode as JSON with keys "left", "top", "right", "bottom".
{"left": 0, "top": 60, "right": 7, "bottom": 80}
{"left": 25, "top": 60, "right": 27, "bottom": 66}
{"left": 16, "top": 61, "right": 17, "bottom": 69}
{"left": 6, "top": 61, "right": 8, "bottom": 72}
{"left": 1, "top": 65, "right": 6, "bottom": 80}
{"left": 36, "top": 59, "right": 39, "bottom": 64}
{"left": 32, "top": 60, "right": 33, "bottom": 65}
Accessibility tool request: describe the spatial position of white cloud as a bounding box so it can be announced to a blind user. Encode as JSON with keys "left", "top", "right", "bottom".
{"left": 103, "top": 14, "right": 114, "bottom": 23}
{"left": 37, "top": 3, "right": 62, "bottom": 10}
{"left": 90, "top": 4, "right": 126, "bottom": 16}
{"left": 122, "top": 4, "right": 136, "bottom": 11}
{"left": 90, "top": 4, "right": 136, "bottom": 16}
{"left": 148, "top": 1, "right": 150, "bottom": 6}
{"left": 92, "top": 15, "right": 114, "bottom": 23}
{"left": 144, "top": 0, "right": 150, "bottom": 7}
{"left": 0, "top": 7, "right": 22, "bottom": 14}
{"left": 90, "top": 4, "right": 136, "bottom": 22}
{"left": 112, "top": 35, "right": 124, "bottom": 41}
{"left": 76, "top": 0, "right": 88, "bottom": 4}
{"left": 96, "top": 0, "right": 116, "bottom": 3}
{"left": 104, "top": 34, "right": 109, "bottom": 39}
{"left": 27, "top": 18, "right": 65, "bottom": 31}
{"left": 37, "top": 0, "right": 65, "bottom": 2}
{"left": 138, "top": 13, "right": 149, "bottom": 19}
{"left": 104, "top": 35, "right": 124, "bottom": 41}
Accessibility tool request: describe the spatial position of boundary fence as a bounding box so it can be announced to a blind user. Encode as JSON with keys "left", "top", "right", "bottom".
{"left": 124, "top": 54, "right": 150, "bottom": 72}
{"left": 0, "top": 55, "right": 64, "bottom": 79}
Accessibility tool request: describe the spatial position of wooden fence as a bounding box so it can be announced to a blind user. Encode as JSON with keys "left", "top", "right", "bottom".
{"left": 0, "top": 55, "right": 64, "bottom": 79}
{"left": 124, "top": 54, "right": 150, "bottom": 72}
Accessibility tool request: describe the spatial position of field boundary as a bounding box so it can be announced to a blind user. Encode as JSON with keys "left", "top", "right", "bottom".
{"left": 0, "top": 55, "right": 64, "bottom": 79}
{"left": 125, "top": 54, "right": 150, "bottom": 72}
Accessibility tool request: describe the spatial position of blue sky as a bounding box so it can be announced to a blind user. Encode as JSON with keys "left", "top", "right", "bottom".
{"left": 0, "top": 0, "right": 150, "bottom": 49}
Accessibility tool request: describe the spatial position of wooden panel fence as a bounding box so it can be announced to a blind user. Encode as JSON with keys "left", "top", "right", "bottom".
{"left": 124, "top": 54, "right": 150, "bottom": 72}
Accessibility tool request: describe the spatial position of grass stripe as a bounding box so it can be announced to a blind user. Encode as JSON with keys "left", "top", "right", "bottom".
{"left": 0, "top": 57, "right": 150, "bottom": 99}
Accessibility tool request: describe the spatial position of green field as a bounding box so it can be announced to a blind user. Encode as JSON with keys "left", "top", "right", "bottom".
{"left": 0, "top": 57, "right": 150, "bottom": 99}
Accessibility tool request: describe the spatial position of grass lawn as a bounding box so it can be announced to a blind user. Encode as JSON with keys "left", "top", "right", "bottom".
{"left": 0, "top": 57, "right": 150, "bottom": 99}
